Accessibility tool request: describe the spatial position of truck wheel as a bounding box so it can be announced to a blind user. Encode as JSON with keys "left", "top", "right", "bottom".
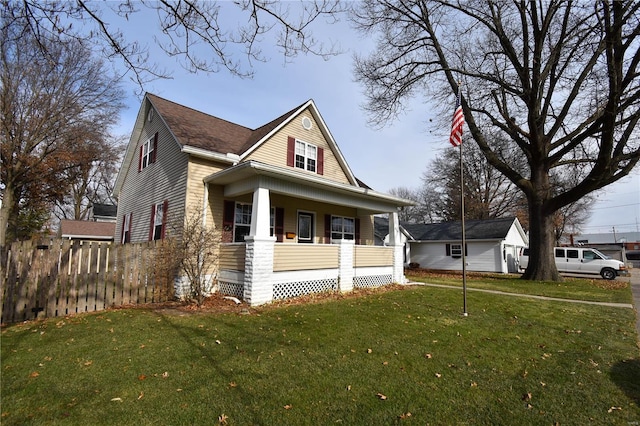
{"left": 601, "top": 268, "right": 616, "bottom": 280}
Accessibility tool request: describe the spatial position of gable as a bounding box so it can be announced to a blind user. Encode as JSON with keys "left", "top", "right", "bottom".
{"left": 243, "top": 106, "right": 353, "bottom": 185}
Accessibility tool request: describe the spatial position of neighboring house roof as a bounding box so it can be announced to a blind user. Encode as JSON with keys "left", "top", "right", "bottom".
{"left": 59, "top": 220, "right": 115, "bottom": 240}
{"left": 91, "top": 203, "right": 117, "bottom": 219}
{"left": 374, "top": 216, "right": 390, "bottom": 242}
{"left": 399, "top": 217, "right": 525, "bottom": 242}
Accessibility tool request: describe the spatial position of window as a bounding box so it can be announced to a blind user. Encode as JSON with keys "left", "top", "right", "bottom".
{"left": 298, "top": 212, "right": 314, "bottom": 243}
{"left": 233, "top": 203, "right": 275, "bottom": 242}
{"left": 331, "top": 216, "right": 355, "bottom": 240}
{"left": 295, "top": 140, "right": 317, "bottom": 172}
{"left": 450, "top": 244, "right": 463, "bottom": 257}
{"left": 150, "top": 202, "right": 165, "bottom": 240}
{"left": 583, "top": 250, "right": 601, "bottom": 260}
{"left": 567, "top": 249, "right": 579, "bottom": 259}
{"left": 139, "top": 133, "right": 157, "bottom": 171}
{"left": 121, "top": 213, "right": 132, "bottom": 244}
{"left": 445, "top": 243, "right": 467, "bottom": 258}
{"left": 555, "top": 248, "right": 565, "bottom": 257}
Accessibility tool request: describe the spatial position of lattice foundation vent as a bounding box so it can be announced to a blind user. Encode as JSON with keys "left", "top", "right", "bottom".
{"left": 354, "top": 275, "right": 393, "bottom": 288}
{"left": 274, "top": 278, "right": 338, "bottom": 300}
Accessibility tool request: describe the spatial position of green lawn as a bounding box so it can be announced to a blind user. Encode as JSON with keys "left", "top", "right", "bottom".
{"left": 406, "top": 270, "right": 634, "bottom": 304}
{"left": 2, "top": 284, "right": 639, "bottom": 425}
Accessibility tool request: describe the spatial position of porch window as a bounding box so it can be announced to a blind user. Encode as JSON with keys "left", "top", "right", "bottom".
{"left": 331, "top": 216, "right": 355, "bottom": 240}
{"left": 233, "top": 202, "right": 275, "bottom": 242}
{"left": 295, "top": 140, "right": 317, "bottom": 172}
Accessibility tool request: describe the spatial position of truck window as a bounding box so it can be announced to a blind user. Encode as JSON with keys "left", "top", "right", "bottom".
{"left": 555, "top": 248, "right": 565, "bottom": 257}
{"left": 583, "top": 250, "right": 597, "bottom": 260}
{"left": 567, "top": 249, "right": 579, "bottom": 259}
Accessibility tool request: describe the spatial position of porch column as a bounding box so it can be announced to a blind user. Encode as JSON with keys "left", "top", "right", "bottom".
{"left": 244, "top": 187, "right": 276, "bottom": 306}
{"left": 338, "top": 239, "right": 355, "bottom": 292}
{"left": 389, "top": 211, "right": 406, "bottom": 284}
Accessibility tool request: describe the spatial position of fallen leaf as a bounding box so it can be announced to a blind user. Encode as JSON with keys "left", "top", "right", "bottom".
{"left": 29, "top": 371, "right": 39, "bottom": 378}
{"left": 425, "top": 353, "right": 432, "bottom": 359}
{"left": 382, "top": 361, "right": 389, "bottom": 365}
{"left": 367, "top": 349, "right": 373, "bottom": 354}
{"left": 229, "top": 382, "right": 237, "bottom": 388}
{"left": 470, "top": 382, "right": 478, "bottom": 387}
{"left": 137, "top": 392, "right": 144, "bottom": 400}
{"left": 111, "top": 397, "right": 123, "bottom": 402}
{"left": 284, "top": 404, "right": 292, "bottom": 410}
{"left": 138, "top": 374, "right": 146, "bottom": 381}
{"left": 346, "top": 385, "right": 351, "bottom": 391}
{"left": 218, "top": 413, "right": 228, "bottom": 424}
{"left": 435, "top": 373, "right": 442, "bottom": 378}
{"left": 376, "top": 393, "right": 387, "bottom": 400}
{"left": 522, "top": 392, "right": 532, "bottom": 401}
{"left": 162, "top": 371, "right": 169, "bottom": 378}
{"left": 216, "top": 340, "right": 221, "bottom": 345}
{"left": 607, "top": 406, "right": 622, "bottom": 413}
{"left": 399, "top": 412, "right": 412, "bottom": 419}
{"left": 84, "top": 360, "right": 93, "bottom": 366}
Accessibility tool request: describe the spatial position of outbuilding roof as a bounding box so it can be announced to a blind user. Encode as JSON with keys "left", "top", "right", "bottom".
{"left": 401, "top": 217, "right": 522, "bottom": 241}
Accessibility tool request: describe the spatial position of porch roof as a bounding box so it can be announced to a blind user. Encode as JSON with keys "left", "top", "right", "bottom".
{"left": 204, "top": 160, "right": 413, "bottom": 214}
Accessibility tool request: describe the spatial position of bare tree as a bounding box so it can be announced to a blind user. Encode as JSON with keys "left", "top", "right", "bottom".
{"left": 10, "top": 0, "right": 346, "bottom": 88}
{"left": 423, "top": 141, "right": 525, "bottom": 221}
{"left": 53, "top": 137, "right": 125, "bottom": 221}
{"left": 168, "top": 204, "right": 222, "bottom": 306}
{"left": 352, "top": 1, "right": 640, "bottom": 281}
{"left": 0, "top": 10, "right": 124, "bottom": 246}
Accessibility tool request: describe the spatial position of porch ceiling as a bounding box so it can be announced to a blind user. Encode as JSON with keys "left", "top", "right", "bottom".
{"left": 203, "top": 161, "right": 413, "bottom": 214}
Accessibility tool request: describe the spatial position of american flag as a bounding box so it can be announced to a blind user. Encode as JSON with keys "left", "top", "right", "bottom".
{"left": 449, "top": 89, "right": 464, "bottom": 147}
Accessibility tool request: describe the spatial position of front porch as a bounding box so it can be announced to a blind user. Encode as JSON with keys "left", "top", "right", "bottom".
{"left": 203, "top": 161, "right": 411, "bottom": 306}
{"left": 217, "top": 240, "right": 403, "bottom": 305}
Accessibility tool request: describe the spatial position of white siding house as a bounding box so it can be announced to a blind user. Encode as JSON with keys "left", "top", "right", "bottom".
{"left": 378, "top": 217, "right": 528, "bottom": 274}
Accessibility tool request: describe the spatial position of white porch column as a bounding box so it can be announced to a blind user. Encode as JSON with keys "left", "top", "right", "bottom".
{"left": 250, "top": 187, "right": 271, "bottom": 238}
{"left": 244, "top": 187, "right": 276, "bottom": 306}
{"left": 389, "top": 211, "right": 406, "bottom": 284}
{"left": 337, "top": 239, "right": 355, "bottom": 292}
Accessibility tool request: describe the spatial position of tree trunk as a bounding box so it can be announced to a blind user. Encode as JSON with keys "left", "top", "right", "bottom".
{"left": 0, "top": 187, "right": 13, "bottom": 249}
{"left": 521, "top": 196, "right": 561, "bottom": 281}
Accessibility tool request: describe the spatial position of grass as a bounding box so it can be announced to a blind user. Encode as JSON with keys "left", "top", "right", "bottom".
{"left": 2, "top": 284, "right": 639, "bottom": 425}
{"left": 406, "top": 269, "right": 634, "bottom": 304}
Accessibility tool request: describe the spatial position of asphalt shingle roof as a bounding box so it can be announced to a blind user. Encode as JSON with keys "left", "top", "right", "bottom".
{"left": 147, "top": 93, "right": 305, "bottom": 156}
{"left": 401, "top": 217, "right": 518, "bottom": 241}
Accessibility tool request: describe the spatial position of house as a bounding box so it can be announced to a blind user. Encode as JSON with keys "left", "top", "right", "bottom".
{"left": 113, "top": 94, "right": 413, "bottom": 305}
{"left": 58, "top": 220, "right": 115, "bottom": 241}
{"left": 89, "top": 203, "right": 118, "bottom": 223}
{"left": 376, "top": 217, "right": 528, "bottom": 274}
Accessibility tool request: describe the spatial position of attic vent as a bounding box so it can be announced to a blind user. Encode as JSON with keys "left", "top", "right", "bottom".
{"left": 147, "top": 109, "right": 154, "bottom": 122}
{"left": 301, "top": 116, "right": 312, "bottom": 130}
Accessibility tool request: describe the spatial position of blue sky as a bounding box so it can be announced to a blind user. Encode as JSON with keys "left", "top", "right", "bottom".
{"left": 109, "top": 4, "right": 639, "bottom": 236}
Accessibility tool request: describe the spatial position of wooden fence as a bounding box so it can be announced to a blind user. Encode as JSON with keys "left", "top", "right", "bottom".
{"left": 1, "top": 239, "right": 177, "bottom": 324}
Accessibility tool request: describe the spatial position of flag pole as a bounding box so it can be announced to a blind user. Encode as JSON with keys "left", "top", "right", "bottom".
{"left": 449, "top": 80, "right": 467, "bottom": 316}
{"left": 457, "top": 81, "right": 468, "bottom": 317}
{"left": 459, "top": 123, "right": 468, "bottom": 317}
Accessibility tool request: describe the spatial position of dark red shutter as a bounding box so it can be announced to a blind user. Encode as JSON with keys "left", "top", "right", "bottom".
{"left": 355, "top": 218, "right": 361, "bottom": 245}
{"left": 138, "top": 146, "right": 143, "bottom": 172}
{"left": 223, "top": 200, "right": 235, "bottom": 229}
{"left": 151, "top": 132, "right": 158, "bottom": 163}
{"left": 445, "top": 244, "right": 451, "bottom": 256}
{"left": 149, "top": 205, "right": 156, "bottom": 241}
{"left": 161, "top": 200, "right": 168, "bottom": 239}
{"left": 324, "top": 214, "right": 331, "bottom": 243}
{"left": 317, "top": 147, "right": 324, "bottom": 175}
{"left": 287, "top": 136, "right": 295, "bottom": 167}
{"left": 275, "top": 207, "right": 284, "bottom": 242}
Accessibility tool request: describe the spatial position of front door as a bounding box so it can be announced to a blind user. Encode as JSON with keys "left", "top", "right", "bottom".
{"left": 297, "top": 212, "right": 314, "bottom": 243}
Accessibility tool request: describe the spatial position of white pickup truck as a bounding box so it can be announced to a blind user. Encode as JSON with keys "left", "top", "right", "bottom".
{"left": 519, "top": 247, "right": 629, "bottom": 280}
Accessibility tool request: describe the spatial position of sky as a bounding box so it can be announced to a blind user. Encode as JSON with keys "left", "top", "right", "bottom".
{"left": 107, "top": 3, "right": 639, "bottom": 237}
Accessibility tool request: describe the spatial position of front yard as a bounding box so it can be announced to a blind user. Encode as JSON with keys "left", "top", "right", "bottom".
{"left": 2, "top": 278, "right": 639, "bottom": 425}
